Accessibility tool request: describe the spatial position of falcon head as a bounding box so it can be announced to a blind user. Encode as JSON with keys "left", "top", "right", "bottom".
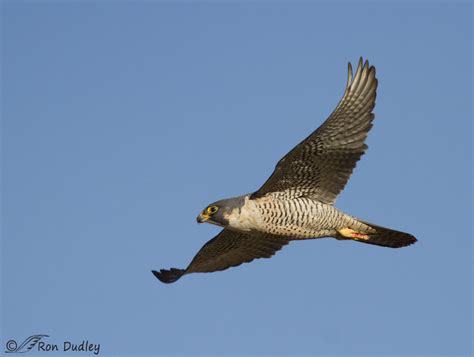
{"left": 196, "top": 196, "right": 246, "bottom": 227}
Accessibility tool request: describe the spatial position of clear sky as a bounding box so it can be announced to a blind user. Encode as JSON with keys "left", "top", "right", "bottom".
{"left": 2, "top": 1, "right": 472, "bottom": 356}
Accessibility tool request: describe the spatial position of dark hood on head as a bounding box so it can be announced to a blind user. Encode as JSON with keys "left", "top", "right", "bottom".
{"left": 206, "top": 195, "right": 247, "bottom": 227}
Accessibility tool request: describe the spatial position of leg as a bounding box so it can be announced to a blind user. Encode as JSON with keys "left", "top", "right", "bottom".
{"left": 336, "top": 228, "right": 369, "bottom": 241}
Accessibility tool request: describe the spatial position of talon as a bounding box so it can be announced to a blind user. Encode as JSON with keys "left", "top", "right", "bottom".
{"left": 337, "top": 228, "right": 369, "bottom": 241}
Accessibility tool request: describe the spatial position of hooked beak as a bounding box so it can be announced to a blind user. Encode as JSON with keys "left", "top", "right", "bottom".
{"left": 197, "top": 212, "right": 210, "bottom": 224}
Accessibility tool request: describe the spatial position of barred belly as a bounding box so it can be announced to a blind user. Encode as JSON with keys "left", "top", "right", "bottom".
{"left": 255, "top": 197, "right": 350, "bottom": 239}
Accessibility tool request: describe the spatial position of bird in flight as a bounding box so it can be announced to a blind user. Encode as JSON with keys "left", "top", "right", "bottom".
{"left": 153, "top": 58, "right": 417, "bottom": 284}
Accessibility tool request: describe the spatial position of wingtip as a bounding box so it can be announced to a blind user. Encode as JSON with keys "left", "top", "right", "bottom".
{"left": 347, "top": 62, "right": 354, "bottom": 87}
{"left": 395, "top": 234, "right": 417, "bottom": 248}
{"left": 401, "top": 232, "right": 417, "bottom": 247}
{"left": 371, "top": 65, "right": 377, "bottom": 77}
{"left": 357, "top": 57, "right": 374, "bottom": 70}
{"left": 347, "top": 57, "right": 369, "bottom": 84}
{"left": 152, "top": 268, "right": 186, "bottom": 284}
{"left": 346, "top": 57, "right": 378, "bottom": 91}
{"left": 408, "top": 235, "right": 418, "bottom": 245}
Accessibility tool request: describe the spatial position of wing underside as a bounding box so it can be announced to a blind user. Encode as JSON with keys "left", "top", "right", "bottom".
{"left": 153, "top": 229, "right": 289, "bottom": 283}
{"left": 251, "top": 58, "right": 378, "bottom": 204}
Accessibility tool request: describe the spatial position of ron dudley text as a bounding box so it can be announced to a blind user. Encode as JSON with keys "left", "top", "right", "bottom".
{"left": 38, "top": 340, "right": 100, "bottom": 355}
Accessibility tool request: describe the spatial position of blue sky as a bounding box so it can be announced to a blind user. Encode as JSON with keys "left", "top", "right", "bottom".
{"left": 2, "top": 1, "right": 472, "bottom": 356}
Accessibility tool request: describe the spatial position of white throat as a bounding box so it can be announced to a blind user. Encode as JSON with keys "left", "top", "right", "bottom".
{"left": 226, "top": 195, "right": 262, "bottom": 232}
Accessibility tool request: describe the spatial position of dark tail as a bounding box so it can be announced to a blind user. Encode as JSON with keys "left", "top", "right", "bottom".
{"left": 152, "top": 268, "right": 186, "bottom": 283}
{"left": 354, "top": 220, "right": 417, "bottom": 248}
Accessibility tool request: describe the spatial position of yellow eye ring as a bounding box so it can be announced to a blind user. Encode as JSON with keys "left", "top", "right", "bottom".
{"left": 207, "top": 206, "right": 218, "bottom": 214}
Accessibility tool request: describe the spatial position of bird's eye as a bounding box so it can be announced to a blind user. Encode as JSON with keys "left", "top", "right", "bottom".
{"left": 207, "top": 206, "right": 218, "bottom": 214}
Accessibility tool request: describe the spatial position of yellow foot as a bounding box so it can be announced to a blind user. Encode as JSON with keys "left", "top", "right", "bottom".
{"left": 337, "top": 228, "right": 369, "bottom": 241}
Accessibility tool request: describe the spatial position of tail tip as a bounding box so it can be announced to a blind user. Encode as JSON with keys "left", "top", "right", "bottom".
{"left": 152, "top": 268, "right": 185, "bottom": 284}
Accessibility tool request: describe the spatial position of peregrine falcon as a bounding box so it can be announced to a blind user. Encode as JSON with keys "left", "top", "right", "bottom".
{"left": 153, "top": 58, "right": 417, "bottom": 284}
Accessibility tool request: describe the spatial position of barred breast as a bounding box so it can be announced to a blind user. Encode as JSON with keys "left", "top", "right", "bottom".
{"left": 252, "top": 196, "right": 354, "bottom": 239}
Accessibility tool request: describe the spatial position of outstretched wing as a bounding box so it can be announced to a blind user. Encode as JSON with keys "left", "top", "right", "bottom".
{"left": 152, "top": 229, "right": 289, "bottom": 283}
{"left": 251, "top": 58, "right": 378, "bottom": 205}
